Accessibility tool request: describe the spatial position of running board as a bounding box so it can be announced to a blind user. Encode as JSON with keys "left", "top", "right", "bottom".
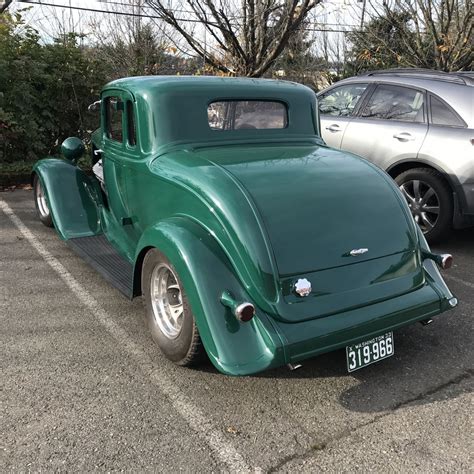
{"left": 67, "top": 235, "right": 133, "bottom": 298}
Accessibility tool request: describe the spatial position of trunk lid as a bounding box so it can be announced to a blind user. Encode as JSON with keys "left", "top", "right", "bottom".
{"left": 199, "top": 143, "right": 417, "bottom": 277}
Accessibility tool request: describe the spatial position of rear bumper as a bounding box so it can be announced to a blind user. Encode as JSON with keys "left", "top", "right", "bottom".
{"left": 270, "top": 281, "right": 453, "bottom": 365}
{"left": 211, "top": 259, "right": 455, "bottom": 376}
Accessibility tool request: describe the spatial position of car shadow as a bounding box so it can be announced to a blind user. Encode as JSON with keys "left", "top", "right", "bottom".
{"left": 195, "top": 313, "right": 472, "bottom": 414}
{"left": 267, "top": 313, "right": 471, "bottom": 410}
{"left": 431, "top": 225, "right": 474, "bottom": 253}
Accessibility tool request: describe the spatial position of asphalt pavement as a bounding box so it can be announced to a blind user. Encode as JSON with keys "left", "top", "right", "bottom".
{"left": 1, "top": 190, "right": 473, "bottom": 472}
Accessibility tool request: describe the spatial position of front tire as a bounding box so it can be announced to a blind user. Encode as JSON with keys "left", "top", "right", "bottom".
{"left": 395, "top": 168, "right": 452, "bottom": 243}
{"left": 141, "top": 249, "right": 204, "bottom": 366}
{"left": 33, "top": 175, "right": 53, "bottom": 227}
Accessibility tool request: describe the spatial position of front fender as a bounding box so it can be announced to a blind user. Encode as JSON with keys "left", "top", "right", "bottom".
{"left": 135, "top": 217, "right": 285, "bottom": 375}
{"left": 32, "top": 159, "right": 102, "bottom": 240}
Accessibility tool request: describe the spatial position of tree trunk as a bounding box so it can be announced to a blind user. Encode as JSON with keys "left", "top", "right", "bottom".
{"left": 1, "top": 0, "right": 14, "bottom": 14}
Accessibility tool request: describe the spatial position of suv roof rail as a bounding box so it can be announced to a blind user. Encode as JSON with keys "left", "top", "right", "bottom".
{"left": 452, "top": 71, "right": 474, "bottom": 78}
{"left": 360, "top": 68, "right": 474, "bottom": 86}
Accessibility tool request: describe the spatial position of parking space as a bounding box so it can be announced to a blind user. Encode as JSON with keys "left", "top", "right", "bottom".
{"left": 1, "top": 190, "right": 473, "bottom": 471}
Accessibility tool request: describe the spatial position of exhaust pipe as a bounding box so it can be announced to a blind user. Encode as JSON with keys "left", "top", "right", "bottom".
{"left": 287, "top": 363, "right": 302, "bottom": 371}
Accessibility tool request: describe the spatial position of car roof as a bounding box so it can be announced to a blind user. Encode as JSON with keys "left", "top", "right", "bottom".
{"left": 101, "top": 76, "right": 319, "bottom": 153}
{"left": 104, "top": 75, "right": 309, "bottom": 97}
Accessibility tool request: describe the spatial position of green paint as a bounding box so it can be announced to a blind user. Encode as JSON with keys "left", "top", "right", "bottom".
{"left": 32, "top": 77, "right": 456, "bottom": 375}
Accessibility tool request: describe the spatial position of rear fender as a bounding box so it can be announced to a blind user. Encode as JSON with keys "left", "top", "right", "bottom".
{"left": 32, "top": 159, "right": 102, "bottom": 239}
{"left": 135, "top": 217, "right": 285, "bottom": 375}
{"left": 416, "top": 226, "right": 455, "bottom": 308}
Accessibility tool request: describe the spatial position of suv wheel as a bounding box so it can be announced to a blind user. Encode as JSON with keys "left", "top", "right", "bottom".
{"left": 395, "top": 168, "right": 452, "bottom": 243}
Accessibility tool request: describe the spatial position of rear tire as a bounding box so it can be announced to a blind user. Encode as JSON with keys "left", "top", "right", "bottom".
{"left": 141, "top": 248, "right": 204, "bottom": 366}
{"left": 33, "top": 174, "right": 53, "bottom": 227}
{"left": 395, "top": 168, "right": 452, "bottom": 243}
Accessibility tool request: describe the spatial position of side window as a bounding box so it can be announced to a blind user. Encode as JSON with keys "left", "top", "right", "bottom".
{"left": 126, "top": 100, "right": 137, "bottom": 146}
{"left": 361, "top": 85, "right": 425, "bottom": 122}
{"left": 430, "top": 95, "right": 466, "bottom": 127}
{"left": 318, "top": 84, "right": 368, "bottom": 117}
{"left": 105, "top": 96, "right": 123, "bottom": 142}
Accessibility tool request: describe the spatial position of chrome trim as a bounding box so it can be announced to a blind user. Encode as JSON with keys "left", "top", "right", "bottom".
{"left": 287, "top": 363, "right": 302, "bottom": 370}
{"left": 234, "top": 302, "right": 255, "bottom": 322}
{"left": 88, "top": 100, "right": 101, "bottom": 111}
{"left": 349, "top": 248, "right": 369, "bottom": 256}
{"left": 440, "top": 254, "right": 453, "bottom": 269}
{"left": 150, "top": 264, "right": 184, "bottom": 339}
{"left": 35, "top": 180, "right": 50, "bottom": 218}
{"left": 294, "top": 278, "right": 312, "bottom": 297}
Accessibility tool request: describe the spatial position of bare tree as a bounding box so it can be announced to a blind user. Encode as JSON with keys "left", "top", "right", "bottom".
{"left": 350, "top": 0, "right": 473, "bottom": 71}
{"left": 145, "top": 0, "right": 321, "bottom": 77}
{"left": 89, "top": 1, "right": 182, "bottom": 78}
{"left": 0, "top": 0, "right": 14, "bottom": 14}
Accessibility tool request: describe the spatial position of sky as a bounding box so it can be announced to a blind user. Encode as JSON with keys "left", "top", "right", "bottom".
{"left": 11, "top": 0, "right": 366, "bottom": 61}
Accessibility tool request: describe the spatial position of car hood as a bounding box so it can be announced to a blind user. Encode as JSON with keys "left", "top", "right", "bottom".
{"left": 194, "top": 143, "right": 416, "bottom": 277}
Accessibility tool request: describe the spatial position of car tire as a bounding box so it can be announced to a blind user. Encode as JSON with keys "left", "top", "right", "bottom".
{"left": 141, "top": 248, "right": 204, "bottom": 366}
{"left": 33, "top": 174, "right": 54, "bottom": 227}
{"left": 395, "top": 168, "right": 453, "bottom": 243}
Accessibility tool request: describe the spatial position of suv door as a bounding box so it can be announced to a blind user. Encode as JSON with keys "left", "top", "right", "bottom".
{"left": 340, "top": 83, "right": 428, "bottom": 170}
{"left": 318, "top": 83, "right": 370, "bottom": 148}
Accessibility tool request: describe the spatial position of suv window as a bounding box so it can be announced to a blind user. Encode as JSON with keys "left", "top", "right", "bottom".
{"left": 105, "top": 96, "right": 123, "bottom": 142}
{"left": 208, "top": 100, "right": 287, "bottom": 130}
{"left": 361, "top": 84, "right": 425, "bottom": 122}
{"left": 430, "top": 95, "right": 465, "bottom": 127}
{"left": 318, "top": 84, "right": 368, "bottom": 117}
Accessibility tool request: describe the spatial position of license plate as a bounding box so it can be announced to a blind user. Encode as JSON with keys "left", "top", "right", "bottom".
{"left": 346, "top": 332, "right": 394, "bottom": 372}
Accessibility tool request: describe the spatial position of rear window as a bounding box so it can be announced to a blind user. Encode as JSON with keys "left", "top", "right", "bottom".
{"left": 208, "top": 100, "right": 287, "bottom": 130}
{"left": 430, "top": 95, "right": 466, "bottom": 127}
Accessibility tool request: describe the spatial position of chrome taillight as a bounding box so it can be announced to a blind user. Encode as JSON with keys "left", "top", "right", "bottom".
{"left": 234, "top": 302, "right": 255, "bottom": 322}
{"left": 440, "top": 254, "right": 453, "bottom": 269}
{"left": 421, "top": 250, "right": 453, "bottom": 269}
{"left": 220, "top": 290, "right": 255, "bottom": 323}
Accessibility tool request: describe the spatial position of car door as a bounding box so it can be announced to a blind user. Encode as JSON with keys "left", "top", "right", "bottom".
{"left": 318, "top": 82, "right": 370, "bottom": 148}
{"left": 100, "top": 91, "right": 137, "bottom": 259}
{"left": 340, "top": 83, "right": 429, "bottom": 170}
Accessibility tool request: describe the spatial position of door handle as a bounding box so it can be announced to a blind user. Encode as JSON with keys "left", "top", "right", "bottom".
{"left": 325, "top": 124, "right": 341, "bottom": 132}
{"left": 393, "top": 132, "right": 415, "bottom": 141}
{"left": 94, "top": 148, "right": 104, "bottom": 156}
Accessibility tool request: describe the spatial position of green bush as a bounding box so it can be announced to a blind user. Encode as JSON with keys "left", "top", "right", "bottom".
{"left": 0, "top": 11, "right": 107, "bottom": 164}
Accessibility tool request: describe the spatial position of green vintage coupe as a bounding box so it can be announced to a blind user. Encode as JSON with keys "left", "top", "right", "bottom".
{"left": 32, "top": 76, "right": 457, "bottom": 375}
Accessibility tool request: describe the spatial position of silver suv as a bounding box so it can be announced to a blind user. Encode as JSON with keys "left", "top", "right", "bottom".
{"left": 318, "top": 69, "right": 474, "bottom": 242}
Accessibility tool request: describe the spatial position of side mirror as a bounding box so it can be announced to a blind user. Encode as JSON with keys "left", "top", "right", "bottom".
{"left": 88, "top": 100, "right": 101, "bottom": 112}
{"left": 61, "top": 137, "right": 85, "bottom": 163}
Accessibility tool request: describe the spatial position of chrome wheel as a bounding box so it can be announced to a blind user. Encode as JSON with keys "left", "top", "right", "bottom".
{"left": 400, "top": 179, "right": 440, "bottom": 233}
{"left": 150, "top": 264, "right": 184, "bottom": 340}
{"left": 35, "top": 179, "right": 50, "bottom": 218}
